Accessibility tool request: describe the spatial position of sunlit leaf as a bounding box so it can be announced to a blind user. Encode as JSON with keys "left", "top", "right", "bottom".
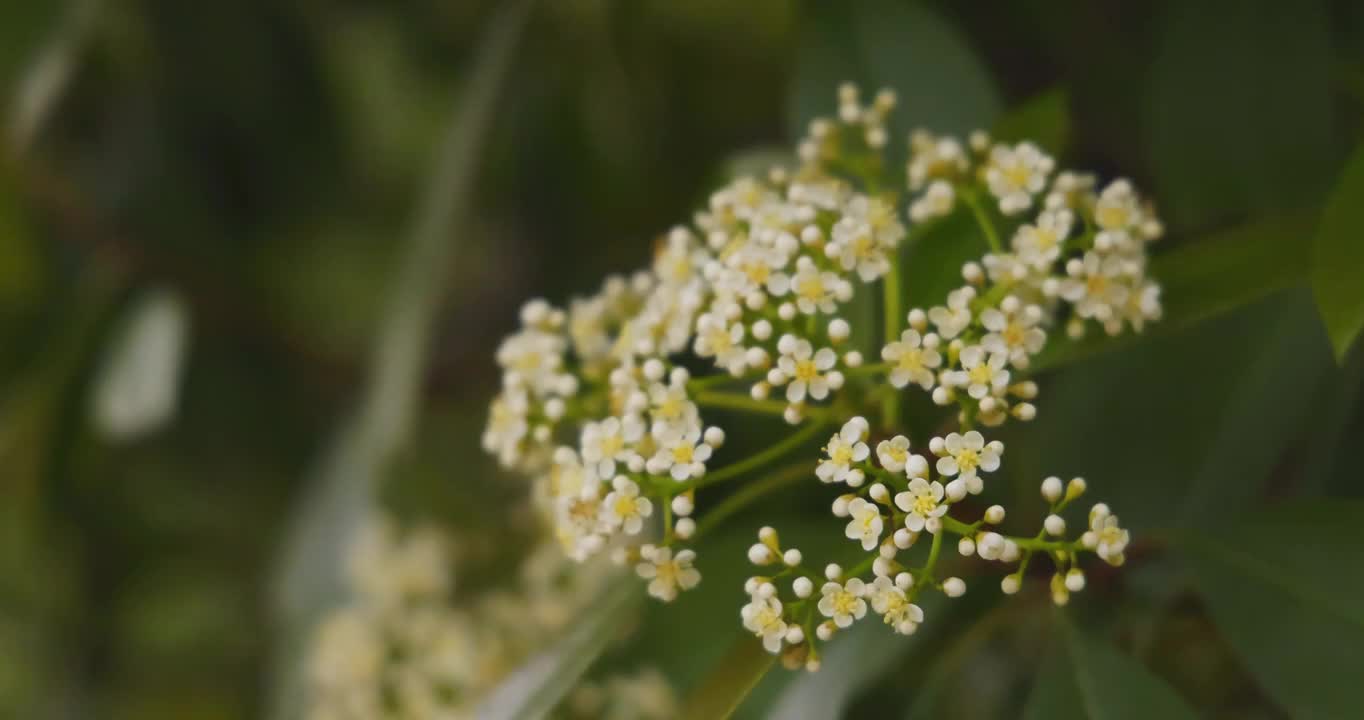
{"left": 682, "top": 637, "right": 776, "bottom": 720}
{"left": 1181, "top": 502, "right": 1364, "bottom": 719}
{"left": 477, "top": 579, "right": 641, "bottom": 720}
{"left": 1311, "top": 144, "right": 1364, "bottom": 363}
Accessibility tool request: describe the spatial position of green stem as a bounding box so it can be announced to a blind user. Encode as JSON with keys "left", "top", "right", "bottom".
{"left": 694, "top": 391, "right": 793, "bottom": 418}
{"left": 962, "top": 188, "right": 1003, "bottom": 254}
{"left": 881, "top": 255, "right": 903, "bottom": 429}
{"left": 687, "top": 372, "right": 751, "bottom": 393}
{"left": 684, "top": 418, "right": 827, "bottom": 491}
{"left": 694, "top": 462, "right": 811, "bottom": 538}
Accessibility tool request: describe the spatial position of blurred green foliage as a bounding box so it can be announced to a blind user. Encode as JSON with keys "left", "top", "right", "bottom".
{"left": 1, "top": 0, "right": 1363, "bottom": 718}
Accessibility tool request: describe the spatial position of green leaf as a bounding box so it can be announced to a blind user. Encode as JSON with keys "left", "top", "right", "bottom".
{"left": 1006, "top": 288, "right": 1332, "bottom": 532}
{"left": 992, "top": 87, "right": 1070, "bottom": 157}
{"left": 788, "top": 0, "right": 1001, "bottom": 140}
{"left": 682, "top": 637, "right": 776, "bottom": 720}
{"left": 478, "top": 579, "right": 642, "bottom": 720}
{"left": 1311, "top": 144, "right": 1364, "bottom": 362}
{"left": 1021, "top": 641, "right": 1087, "bottom": 720}
{"left": 1146, "top": 0, "right": 1337, "bottom": 231}
{"left": 1180, "top": 502, "right": 1364, "bottom": 719}
{"left": 1034, "top": 209, "right": 1316, "bottom": 372}
{"left": 1042, "top": 613, "right": 1194, "bottom": 720}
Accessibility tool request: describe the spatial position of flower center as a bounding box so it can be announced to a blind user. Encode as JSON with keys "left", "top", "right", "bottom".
{"left": 672, "top": 444, "right": 694, "bottom": 464}
{"left": 832, "top": 591, "right": 858, "bottom": 615}
{"left": 614, "top": 497, "right": 637, "bottom": 517}
{"left": 969, "top": 364, "right": 994, "bottom": 386}
{"left": 797, "top": 275, "right": 825, "bottom": 300}
{"left": 912, "top": 493, "right": 938, "bottom": 516}
{"left": 956, "top": 448, "right": 980, "bottom": 472}
{"left": 831, "top": 444, "right": 853, "bottom": 465}
{"left": 897, "top": 349, "right": 923, "bottom": 371}
{"left": 795, "top": 359, "right": 820, "bottom": 382}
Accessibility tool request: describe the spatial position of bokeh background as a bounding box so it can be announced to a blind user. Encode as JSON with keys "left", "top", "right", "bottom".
{"left": 2, "top": 0, "right": 1363, "bottom": 718}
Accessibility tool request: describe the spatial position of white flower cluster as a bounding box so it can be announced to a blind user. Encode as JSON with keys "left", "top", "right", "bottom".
{"left": 741, "top": 418, "right": 1132, "bottom": 670}
{"left": 305, "top": 515, "right": 671, "bottom": 719}
{"left": 482, "top": 83, "right": 1158, "bottom": 648}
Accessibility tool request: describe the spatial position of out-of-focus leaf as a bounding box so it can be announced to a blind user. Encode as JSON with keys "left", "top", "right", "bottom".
{"left": 6, "top": 0, "right": 99, "bottom": 152}
{"left": 789, "top": 0, "right": 1001, "bottom": 140}
{"left": 1007, "top": 289, "right": 1331, "bottom": 532}
{"left": 682, "top": 637, "right": 775, "bottom": 720}
{"left": 993, "top": 87, "right": 1069, "bottom": 156}
{"left": 1020, "top": 642, "right": 1087, "bottom": 720}
{"left": 1311, "top": 144, "right": 1364, "bottom": 362}
{"left": 1056, "top": 615, "right": 1200, "bottom": 720}
{"left": 1181, "top": 502, "right": 1364, "bottom": 719}
{"left": 90, "top": 289, "right": 190, "bottom": 441}
{"left": 477, "top": 579, "right": 640, "bottom": 720}
{"left": 764, "top": 608, "right": 913, "bottom": 719}
{"left": 1146, "top": 0, "right": 1336, "bottom": 231}
{"left": 268, "top": 2, "right": 534, "bottom": 718}
{"left": 1034, "top": 209, "right": 1316, "bottom": 371}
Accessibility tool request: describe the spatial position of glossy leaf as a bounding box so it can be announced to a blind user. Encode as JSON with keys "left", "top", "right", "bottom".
{"left": 1020, "top": 641, "right": 1086, "bottom": 720}
{"left": 1181, "top": 502, "right": 1364, "bottom": 719}
{"left": 1311, "top": 144, "right": 1364, "bottom": 362}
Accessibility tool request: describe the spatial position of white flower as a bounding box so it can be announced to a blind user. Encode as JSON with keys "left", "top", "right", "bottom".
{"left": 980, "top": 301, "right": 1046, "bottom": 367}
{"left": 1012, "top": 209, "right": 1072, "bottom": 270}
{"left": 786, "top": 256, "right": 849, "bottom": 315}
{"left": 600, "top": 476, "right": 653, "bottom": 535}
{"left": 1089, "top": 507, "right": 1130, "bottom": 565}
{"left": 741, "top": 595, "right": 788, "bottom": 653}
{"left": 817, "top": 579, "right": 867, "bottom": 628}
{"left": 984, "top": 141, "right": 1054, "bottom": 215}
{"left": 875, "top": 435, "right": 911, "bottom": 472}
{"left": 636, "top": 546, "right": 701, "bottom": 601}
{"left": 908, "top": 131, "right": 967, "bottom": 190}
{"left": 955, "top": 345, "right": 1010, "bottom": 400}
{"left": 1060, "top": 251, "right": 1130, "bottom": 323}
{"left": 693, "top": 313, "right": 748, "bottom": 375}
{"left": 647, "top": 375, "right": 699, "bottom": 436}
{"left": 927, "top": 287, "right": 975, "bottom": 340}
{"left": 829, "top": 216, "right": 891, "bottom": 281}
{"left": 909, "top": 180, "right": 955, "bottom": 222}
{"left": 881, "top": 329, "right": 942, "bottom": 389}
{"left": 482, "top": 392, "right": 529, "bottom": 468}
{"left": 817, "top": 417, "right": 870, "bottom": 483}
{"left": 776, "top": 336, "right": 838, "bottom": 404}
{"left": 581, "top": 415, "right": 645, "bottom": 478}
{"left": 934, "top": 431, "right": 1001, "bottom": 483}
{"left": 894, "top": 477, "right": 948, "bottom": 533}
{"left": 555, "top": 484, "right": 606, "bottom": 561}
{"left": 648, "top": 426, "right": 713, "bottom": 481}
{"left": 869, "top": 576, "right": 923, "bottom": 635}
{"left": 844, "top": 497, "right": 884, "bottom": 550}
{"left": 1093, "top": 179, "right": 1141, "bottom": 234}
